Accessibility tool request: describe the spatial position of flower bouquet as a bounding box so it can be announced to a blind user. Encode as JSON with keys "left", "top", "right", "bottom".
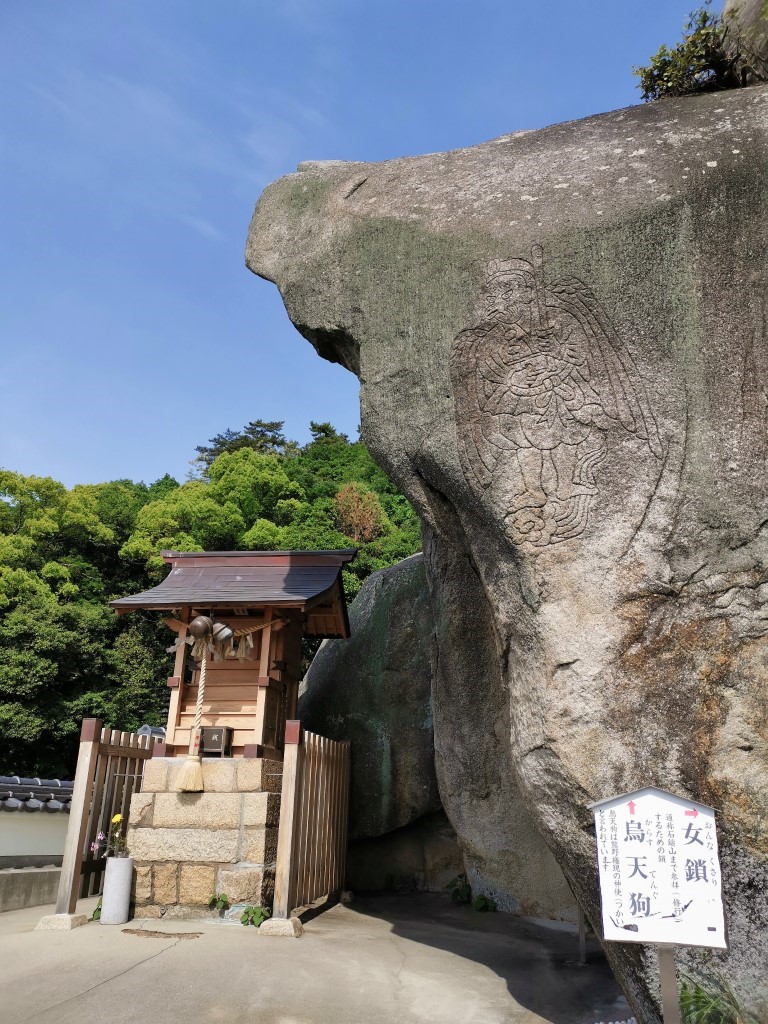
{"left": 91, "top": 814, "right": 128, "bottom": 858}
{"left": 94, "top": 814, "right": 133, "bottom": 925}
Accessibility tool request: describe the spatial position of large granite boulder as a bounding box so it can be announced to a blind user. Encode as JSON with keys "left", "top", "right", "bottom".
{"left": 345, "top": 811, "right": 464, "bottom": 895}
{"left": 247, "top": 85, "right": 768, "bottom": 1022}
{"left": 302, "top": 552, "right": 577, "bottom": 918}
{"left": 301, "top": 554, "right": 440, "bottom": 839}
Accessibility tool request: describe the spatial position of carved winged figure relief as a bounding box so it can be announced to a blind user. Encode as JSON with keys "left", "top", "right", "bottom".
{"left": 451, "top": 245, "right": 663, "bottom": 547}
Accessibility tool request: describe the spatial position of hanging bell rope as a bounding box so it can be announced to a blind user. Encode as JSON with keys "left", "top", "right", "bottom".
{"left": 175, "top": 615, "right": 215, "bottom": 793}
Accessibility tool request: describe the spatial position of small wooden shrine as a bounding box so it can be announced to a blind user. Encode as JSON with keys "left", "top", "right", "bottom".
{"left": 111, "top": 549, "right": 355, "bottom": 761}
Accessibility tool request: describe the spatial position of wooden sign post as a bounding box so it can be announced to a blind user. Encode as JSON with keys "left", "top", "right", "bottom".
{"left": 589, "top": 786, "right": 726, "bottom": 1022}
{"left": 658, "top": 946, "right": 683, "bottom": 1024}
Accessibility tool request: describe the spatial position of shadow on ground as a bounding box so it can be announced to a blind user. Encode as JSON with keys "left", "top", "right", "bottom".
{"left": 338, "top": 893, "right": 631, "bottom": 1024}
{"left": 2, "top": 892, "right": 632, "bottom": 1024}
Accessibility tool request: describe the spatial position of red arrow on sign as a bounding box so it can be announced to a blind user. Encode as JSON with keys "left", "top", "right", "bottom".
{"left": 628, "top": 801, "right": 636, "bottom": 814}
{"left": 685, "top": 808, "right": 699, "bottom": 818}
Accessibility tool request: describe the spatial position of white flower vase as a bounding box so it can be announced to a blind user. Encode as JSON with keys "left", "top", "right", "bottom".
{"left": 100, "top": 856, "right": 133, "bottom": 925}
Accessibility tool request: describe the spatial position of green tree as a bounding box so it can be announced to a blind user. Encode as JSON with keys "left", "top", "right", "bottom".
{"left": 242, "top": 518, "right": 283, "bottom": 550}
{"left": 284, "top": 422, "right": 396, "bottom": 502}
{"left": 280, "top": 498, "right": 351, "bottom": 552}
{"left": 208, "top": 448, "right": 304, "bottom": 523}
{"left": 634, "top": 5, "right": 740, "bottom": 100}
{"left": 122, "top": 450, "right": 306, "bottom": 573}
{"left": 0, "top": 419, "right": 422, "bottom": 776}
{"left": 0, "top": 470, "right": 172, "bottom": 775}
{"left": 190, "top": 419, "right": 293, "bottom": 478}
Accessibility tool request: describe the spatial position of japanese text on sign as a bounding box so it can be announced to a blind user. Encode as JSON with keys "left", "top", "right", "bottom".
{"left": 592, "top": 787, "right": 726, "bottom": 949}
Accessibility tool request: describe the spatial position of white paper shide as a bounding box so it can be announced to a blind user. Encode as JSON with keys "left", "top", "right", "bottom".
{"left": 591, "top": 786, "right": 726, "bottom": 949}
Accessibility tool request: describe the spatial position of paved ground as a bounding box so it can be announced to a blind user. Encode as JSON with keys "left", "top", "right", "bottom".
{"left": 1, "top": 894, "right": 631, "bottom": 1024}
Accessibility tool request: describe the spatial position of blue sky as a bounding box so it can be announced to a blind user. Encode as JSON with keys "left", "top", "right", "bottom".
{"left": 0, "top": 0, "right": 696, "bottom": 487}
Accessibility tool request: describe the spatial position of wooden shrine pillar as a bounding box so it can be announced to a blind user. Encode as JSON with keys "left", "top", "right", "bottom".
{"left": 248, "top": 609, "right": 303, "bottom": 759}
{"left": 165, "top": 607, "right": 189, "bottom": 749}
{"left": 251, "top": 608, "right": 273, "bottom": 755}
{"left": 282, "top": 616, "right": 303, "bottom": 720}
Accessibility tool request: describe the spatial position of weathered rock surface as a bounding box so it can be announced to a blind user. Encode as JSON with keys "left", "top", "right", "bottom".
{"left": 302, "top": 553, "right": 576, "bottom": 918}
{"left": 247, "top": 86, "right": 768, "bottom": 1022}
{"left": 301, "top": 554, "right": 439, "bottom": 839}
{"left": 345, "top": 811, "right": 464, "bottom": 894}
{"left": 724, "top": 0, "right": 768, "bottom": 83}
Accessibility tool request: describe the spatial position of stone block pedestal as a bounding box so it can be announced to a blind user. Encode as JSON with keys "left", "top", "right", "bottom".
{"left": 35, "top": 913, "right": 88, "bottom": 931}
{"left": 260, "top": 916, "right": 304, "bottom": 937}
{"left": 128, "top": 758, "right": 281, "bottom": 919}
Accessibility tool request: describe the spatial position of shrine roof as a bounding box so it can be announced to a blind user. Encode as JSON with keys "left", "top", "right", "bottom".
{"left": 110, "top": 550, "right": 356, "bottom": 637}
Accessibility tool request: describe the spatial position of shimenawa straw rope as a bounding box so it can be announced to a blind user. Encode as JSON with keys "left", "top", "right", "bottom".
{"left": 175, "top": 646, "right": 208, "bottom": 792}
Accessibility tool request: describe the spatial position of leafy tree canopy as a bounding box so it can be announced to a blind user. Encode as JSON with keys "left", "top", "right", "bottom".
{"left": 634, "top": 4, "right": 742, "bottom": 101}
{"left": 0, "top": 469, "right": 175, "bottom": 776}
{"left": 189, "top": 419, "right": 297, "bottom": 477}
{"left": 0, "top": 421, "right": 420, "bottom": 776}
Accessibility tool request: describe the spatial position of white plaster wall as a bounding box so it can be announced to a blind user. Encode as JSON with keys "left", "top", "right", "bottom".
{"left": 0, "top": 815, "right": 69, "bottom": 857}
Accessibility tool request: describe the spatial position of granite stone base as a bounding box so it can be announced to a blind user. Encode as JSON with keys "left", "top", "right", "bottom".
{"left": 128, "top": 759, "right": 280, "bottom": 918}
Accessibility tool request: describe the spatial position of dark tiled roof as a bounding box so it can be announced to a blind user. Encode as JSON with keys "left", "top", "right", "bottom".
{"left": 0, "top": 777, "right": 73, "bottom": 813}
{"left": 112, "top": 565, "right": 339, "bottom": 609}
{"left": 160, "top": 550, "right": 358, "bottom": 560}
{"left": 110, "top": 550, "right": 357, "bottom": 612}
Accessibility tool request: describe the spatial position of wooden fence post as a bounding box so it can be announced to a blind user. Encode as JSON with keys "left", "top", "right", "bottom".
{"left": 339, "top": 741, "right": 351, "bottom": 891}
{"left": 268, "top": 724, "right": 352, "bottom": 931}
{"left": 55, "top": 719, "right": 102, "bottom": 915}
{"left": 273, "top": 720, "right": 303, "bottom": 919}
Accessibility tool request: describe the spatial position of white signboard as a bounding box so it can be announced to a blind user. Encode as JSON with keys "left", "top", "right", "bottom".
{"left": 591, "top": 786, "right": 726, "bottom": 949}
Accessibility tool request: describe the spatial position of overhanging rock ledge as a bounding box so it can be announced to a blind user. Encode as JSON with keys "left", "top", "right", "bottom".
{"left": 246, "top": 86, "right": 768, "bottom": 1023}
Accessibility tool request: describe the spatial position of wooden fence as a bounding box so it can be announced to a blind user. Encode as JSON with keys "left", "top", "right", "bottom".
{"left": 272, "top": 721, "right": 350, "bottom": 919}
{"left": 55, "top": 719, "right": 155, "bottom": 915}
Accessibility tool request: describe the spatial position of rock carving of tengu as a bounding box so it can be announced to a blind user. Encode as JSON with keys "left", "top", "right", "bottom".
{"left": 451, "top": 246, "right": 663, "bottom": 547}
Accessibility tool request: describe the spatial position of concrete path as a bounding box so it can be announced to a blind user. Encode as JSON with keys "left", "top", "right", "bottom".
{"left": 1, "top": 894, "right": 631, "bottom": 1024}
